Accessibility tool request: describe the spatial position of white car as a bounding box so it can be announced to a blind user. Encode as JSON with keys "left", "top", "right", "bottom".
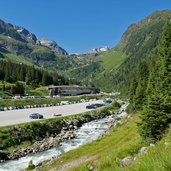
{"left": 53, "top": 113, "right": 62, "bottom": 117}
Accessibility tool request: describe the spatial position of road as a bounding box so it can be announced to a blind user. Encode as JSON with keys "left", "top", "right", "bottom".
{"left": 0, "top": 100, "right": 103, "bottom": 126}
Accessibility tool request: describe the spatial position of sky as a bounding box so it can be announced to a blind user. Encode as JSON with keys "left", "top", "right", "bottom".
{"left": 0, "top": 0, "right": 171, "bottom": 53}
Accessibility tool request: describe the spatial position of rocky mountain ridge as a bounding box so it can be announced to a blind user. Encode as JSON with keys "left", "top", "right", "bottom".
{"left": 37, "top": 38, "right": 67, "bottom": 55}
{"left": 0, "top": 19, "right": 68, "bottom": 55}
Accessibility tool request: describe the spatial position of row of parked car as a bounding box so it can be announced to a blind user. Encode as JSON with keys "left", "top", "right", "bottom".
{"left": 0, "top": 99, "right": 89, "bottom": 112}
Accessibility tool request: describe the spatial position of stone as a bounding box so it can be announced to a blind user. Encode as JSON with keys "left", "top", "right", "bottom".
{"left": 150, "top": 143, "right": 155, "bottom": 147}
{"left": 139, "top": 147, "right": 147, "bottom": 155}
{"left": 88, "top": 165, "right": 94, "bottom": 170}
{"left": 120, "top": 156, "right": 132, "bottom": 167}
{"left": 133, "top": 157, "right": 137, "bottom": 161}
{"left": 164, "top": 142, "right": 169, "bottom": 146}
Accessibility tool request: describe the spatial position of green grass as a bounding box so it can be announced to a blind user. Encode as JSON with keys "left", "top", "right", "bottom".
{"left": 0, "top": 81, "right": 48, "bottom": 97}
{"left": 119, "top": 127, "right": 171, "bottom": 171}
{"left": 0, "top": 81, "right": 14, "bottom": 97}
{"left": 38, "top": 114, "right": 142, "bottom": 171}
{"left": 93, "top": 50, "right": 127, "bottom": 92}
{"left": 3, "top": 53, "right": 34, "bottom": 66}
{"left": 27, "top": 86, "right": 49, "bottom": 96}
{"left": 97, "top": 50, "right": 127, "bottom": 72}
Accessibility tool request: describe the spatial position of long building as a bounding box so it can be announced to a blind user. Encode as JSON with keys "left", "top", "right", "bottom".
{"left": 48, "top": 86, "right": 100, "bottom": 96}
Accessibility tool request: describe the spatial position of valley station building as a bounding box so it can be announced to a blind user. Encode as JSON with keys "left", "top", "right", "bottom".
{"left": 48, "top": 85, "right": 100, "bottom": 97}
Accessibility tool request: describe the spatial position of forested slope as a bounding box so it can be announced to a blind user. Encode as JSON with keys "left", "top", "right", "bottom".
{"left": 129, "top": 21, "right": 171, "bottom": 141}
{"left": 93, "top": 10, "right": 171, "bottom": 93}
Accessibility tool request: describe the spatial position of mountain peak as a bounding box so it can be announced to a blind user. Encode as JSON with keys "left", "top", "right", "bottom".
{"left": 89, "top": 46, "right": 110, "bottom": 53}
{"left": 37, "top": 38, "right": 68, "bottom": 55}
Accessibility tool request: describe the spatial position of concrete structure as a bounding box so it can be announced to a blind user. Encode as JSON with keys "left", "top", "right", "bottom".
{"left": 48, "top": 86, "right": 100, "bottom": 97}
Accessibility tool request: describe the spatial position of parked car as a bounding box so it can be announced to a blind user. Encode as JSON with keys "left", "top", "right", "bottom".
{"left": 103, "top": 99, "right": 112, "bottom": 104}
{"left": 29, "top": 113, "right": 44, "bottom": 119}
{"left": 53, "top": 113, "right": 62, "bottom": 117}
{"left": 61, "top": 101, "right": 69, "bottom": 105}
{"left": 94, "top": 103, "right": 104, "bottom": 107}
{"left": 86, "top": 104, "right": 98, "bottom": 109}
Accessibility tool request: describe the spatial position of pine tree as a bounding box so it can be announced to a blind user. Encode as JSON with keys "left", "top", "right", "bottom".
{"left": 134, "top": 61, "right": 149, "bottom": 109}
{"left": 42, "top": 72, "right": 49, "bottom": 86}
{"left": 129, "top": 61, "right": 149, "bottom": 111}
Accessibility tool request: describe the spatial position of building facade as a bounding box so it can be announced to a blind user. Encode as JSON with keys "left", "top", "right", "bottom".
{"left": 48, "top": 86, "right": 100, "bottom": 97}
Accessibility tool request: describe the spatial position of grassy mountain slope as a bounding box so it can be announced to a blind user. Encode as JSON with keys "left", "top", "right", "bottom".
{"left": 0, "top": 34, "right": 55, "bottom": 64}
{"left": 93, "top": 50, "right": 127, "bottom": 92}
{"left": 92, "top": 10, "right": 171, "bottom": 93}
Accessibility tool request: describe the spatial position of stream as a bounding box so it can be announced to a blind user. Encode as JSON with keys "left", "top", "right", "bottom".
{"left": 0, "top": 103, "right": 128, "bottom": 171}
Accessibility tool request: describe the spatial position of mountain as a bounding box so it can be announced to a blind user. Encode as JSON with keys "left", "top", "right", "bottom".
{"left": 0, "top": 19, "right": 67, "bottom": 55}
{"left": 0, "top": 19, "right": 31, "bottom": 43}
{"left": 0, "top": 18, "right": 96, "bottom": 80}
{"left": 0, "top": 10, "right": 170, "bottom": 90}
{"left": 92, "top": 10, "right": 171, "bottom": 93}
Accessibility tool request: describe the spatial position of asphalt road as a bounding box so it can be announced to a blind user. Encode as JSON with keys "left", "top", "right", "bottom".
{"left": 0, "top": 100, "right": 103, "bottom": 126}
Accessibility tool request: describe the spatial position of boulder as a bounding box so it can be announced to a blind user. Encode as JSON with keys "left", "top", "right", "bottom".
{"left": 139, "top": 147, "right": 147, "bottom": 155}
{"left": 150, "top": 143, "right": 155, "bottom": 147}
{"left": 120, "top": 156, "right": 132, "bottom": 167}
{"left": 164, "top": 142, "right": 169, "bottom": 146}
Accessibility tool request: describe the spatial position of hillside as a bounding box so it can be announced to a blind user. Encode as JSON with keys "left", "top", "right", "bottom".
{"left": 0, "top": 19, "right": 96, "bottom": 85}
{"left": 0, "top": 28, "right": 92, "bottom": 72}
{"left": 92, "top": 10, "right": 171, "bottom": 93}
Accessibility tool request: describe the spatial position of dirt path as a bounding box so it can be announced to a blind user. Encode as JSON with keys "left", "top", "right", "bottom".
{"left": 50, "top": 155, "right": 98, "bottom": 171}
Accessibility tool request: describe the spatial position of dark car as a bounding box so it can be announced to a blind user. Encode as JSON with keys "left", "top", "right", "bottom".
{"left": 94, "top": 103, "right": 104, "bottom": 107}
{"left": 86, "top": 104, "right": 98, "bottom": 109}
{"left": 103, "top": 99, "right": 112, "bottom": 104}
{"left": 29, "top": 113, "right": 44, "bottom": 119}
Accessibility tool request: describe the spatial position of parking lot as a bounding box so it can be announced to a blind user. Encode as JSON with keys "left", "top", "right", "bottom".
{"left": 0, "top": 100, "right": 103, "bottom": 126}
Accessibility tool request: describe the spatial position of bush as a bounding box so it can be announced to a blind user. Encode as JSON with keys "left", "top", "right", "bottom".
{"left": 25, "top": 160, "right": 35, "bottom": 170}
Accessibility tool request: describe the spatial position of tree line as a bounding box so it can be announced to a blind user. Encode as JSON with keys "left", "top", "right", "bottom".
{"left": 0, "top": 60, "right": 68, "bottom": 86}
